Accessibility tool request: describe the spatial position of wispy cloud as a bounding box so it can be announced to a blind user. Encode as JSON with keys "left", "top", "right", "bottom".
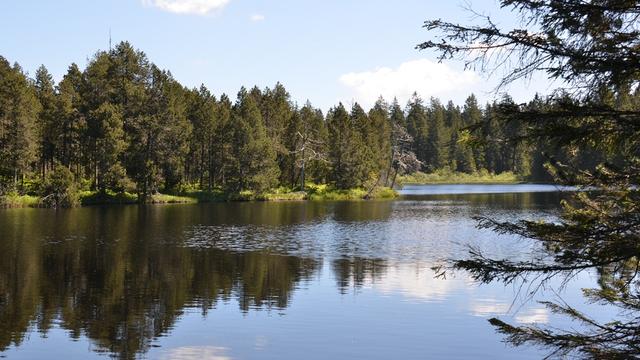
{"left": 142, "top": 0, "right": 230, "bottom": 15}
{"left": 339, "top": 59, "right": 479, "bottom": 107}
{"left": 250, "top": 14, "right": 265, "bottom": 22}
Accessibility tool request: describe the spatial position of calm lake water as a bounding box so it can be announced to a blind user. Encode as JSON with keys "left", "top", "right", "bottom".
{"left": 0, "top": 184, "right": 605, "bottom": 359}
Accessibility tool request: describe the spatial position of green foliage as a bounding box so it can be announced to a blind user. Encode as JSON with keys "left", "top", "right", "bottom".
{"left": 327, "top": 104, "right": 372, "bottom": 189}
{"left": 305, "top": 183, "right": 397, "bottom": 201}
{"left": 260, "top": 187, "right": 307, "bottom": 201}
{"left": 79, "top": 190, "right": 138, "bottom": 205}
{"left": 0, "top": 57, "right": 40, "bottom": 187}
{"left": 226, "top": 88, "right": 279, "bottom": 193}
{"left": 425, "top": 98, "right": 449, "bottom": 170}
{"left": 41, "top": 164, "right": 79, "bottom": 208}
{"left": 146, "top": 193, "right": 197, "bottom": 204}
{"left": 399, "top": 169, "right": 521, "bottom": 185}
{"left": 89, "top": 103, "right": 127, "bottom": 191}
{"left": 0, "top": 193, "right": 40, "bottom": 208}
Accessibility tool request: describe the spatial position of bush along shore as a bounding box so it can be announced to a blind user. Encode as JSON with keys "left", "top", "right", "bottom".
{"left": 0, "top": 167, "right": 532, "bottom": 209}
{"left": 398, "top": 169, "right": 522, "bottom": 185}
{"left": 0, "top": 182, "right": 398, "bottom": 209}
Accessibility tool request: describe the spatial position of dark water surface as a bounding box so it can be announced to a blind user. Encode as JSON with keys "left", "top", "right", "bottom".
{"left": 0, "top": 185, "right": 603, "bottom": 359}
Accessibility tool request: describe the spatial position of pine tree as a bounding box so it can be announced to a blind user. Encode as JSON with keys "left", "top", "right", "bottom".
{"left": 425, "top": 98, "right": 449, "bottom": 170}
{"left": 282, "top": 106, "right": 302, "bottom": 186}
{"left": 405, "top": 93, "right": 428, "bottom": 168}
{"left": 228, "top": 88, "right": 279, "bottom": 193}
{"left": 350, "top": 103, "right": 376, "bottom": 180}
{"left": 108, "top": 42, "right": 150, "bottom": 126}
{"left": 127, "top": 67, "right": 191, "bottom": 199}
{"left": 55, "top": 64, "right": 86, "bottom": 176}
{"left": 368, "top": 98, "right": 392, "bottom": 178}
{"left": 211, "top": 94, "right": 233, "bottom": 187}
{"left": 259, "top": 83, "right": 293, "bottom": 184}
{"left": 88, "top": 103, "right": 126, "bottom": 192}
{"left": 186, "top": 85, "right": 217, "bottom": 189}
{"left": 34, "top": 65, "right": 57, "bottom": 178}
{"left": 327, "top": 103, "right": 369, "bottom": 189}
{"left": 482, "top": 102, "right": 505, "bottom": 173}
{"left": 461, "top": 94, "right": 484, "bottom": 170}
{"left": 389, "top": 98, "right": 407, "bottom": 129}
{"left": 448, "top": 101, "right": 476, "bottom": 173}
{"left": 0, "top": 58, "right": 40, "bottom": 190}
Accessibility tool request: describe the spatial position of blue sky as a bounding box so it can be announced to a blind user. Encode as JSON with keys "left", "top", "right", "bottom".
{"left": 1, "top": 0, "right": 554, "bottom": 110}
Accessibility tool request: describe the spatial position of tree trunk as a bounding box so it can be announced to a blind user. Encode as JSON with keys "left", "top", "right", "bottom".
{"left": 300, "top": 148, "right": 306, "bottom": 191}
{"left": 390, "top": 168, "right": 399, "bottom": 189}
{"left": 364, "top": 173, "right": 382, "bottom": 200}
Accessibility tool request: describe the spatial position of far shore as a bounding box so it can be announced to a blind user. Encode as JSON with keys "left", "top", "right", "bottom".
{"left": 0, "top": 185, "right": 399, "bottom": 209}
{"left": 1, "top": 171, "right": 556, "bottom": 209}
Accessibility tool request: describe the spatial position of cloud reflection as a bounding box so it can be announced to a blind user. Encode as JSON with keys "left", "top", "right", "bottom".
{"left": 515, "top": 308, "right": 549, "bottom": 324}
{"left": 161, "top": 346, "right": 232, "bottom": 360}
{"left": 368, "top": 263, "right": 471, "bottom": 302}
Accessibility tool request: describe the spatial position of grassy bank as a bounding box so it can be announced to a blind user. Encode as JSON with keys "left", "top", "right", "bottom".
{"left": 0, "top": 194, "right": 41, "bottom": 208}
{"left": 1, "top": 184, "right": 398, "bottom": 209}
{"left": 80, "top": 191, "right": 199, "bottom": 205}
{"left": 305, "top": 184, "right": 397, "bottom": 200}
{"left": 209, "top": 184, "right": 398, "bottom": 202}
{"left": 398, "top": 170, "right": 522, "bottom": 185}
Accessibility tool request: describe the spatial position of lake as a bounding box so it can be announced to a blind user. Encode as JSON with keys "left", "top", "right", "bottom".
{"left": 0, "top": 184, "right": 603, "bottom": 359}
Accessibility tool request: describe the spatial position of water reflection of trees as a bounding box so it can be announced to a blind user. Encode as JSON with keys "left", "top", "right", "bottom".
{"left": 0, "top": 228, "right": 319, "bottom": 359}
{"left": 0, "top": 202, "right": 400, "bottom": 359}
{"left": 332, "top": 257, "right": 388, "bottom": 292}
{"left": 403, "top": 192, "right": 566, "bottom": 210}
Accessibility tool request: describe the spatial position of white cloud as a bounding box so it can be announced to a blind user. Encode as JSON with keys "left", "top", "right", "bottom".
{"left": 142, "top": 0, "right": 230, "bottom": 15}
{"left": 339, "top": 59, "right": 480, "bottom": 108}
{"left": 250, "top": 14, "right": 265, "bottom": 22}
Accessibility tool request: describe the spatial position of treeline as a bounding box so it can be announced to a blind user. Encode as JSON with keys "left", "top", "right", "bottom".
{"left": 0, "top": 41, "right": 603, "bottom": 202}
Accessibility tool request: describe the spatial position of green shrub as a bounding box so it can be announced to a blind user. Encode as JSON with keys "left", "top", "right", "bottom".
{"left": 41, "top": 165, "right": 80, "bottom": 208}
{"left": 80, "top": 190, "right": 138, "bottom": 205}
{"left": 147, "top": 194, "right": 197, "bottom": 204}
{"left": 0, "top": 193, "right": 40, "bottom": 208}
{"left": 398, "top": 170, "right": 522, "bottom": 185}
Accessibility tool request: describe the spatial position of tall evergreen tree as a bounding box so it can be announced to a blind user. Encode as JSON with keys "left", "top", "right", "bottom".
{"left": 227, "top": 87, "right": 279, "bottom": 193}
{"left": 447, "top": 100, "right": 476, "bottom": 173}
{"left": 55, "top": 64, "right": 86, "bottom": 175}
{"left": 211, "top": 94, "right": 233, "bottom": 187}
{"left": 389, "top": 98, "right": 406, "bottom": 129}
{"left": 368, "top": 98, "right": 393, "bottom": 179}
{"left": 425, "top": 98, "right": 449, "bottom": 170}
{"left": 405, "top": 93, "right": 429, "bottom": 168}
{"left": 327, "top": 103, "right": 369, "bottom": 189}
{"left": 34, "top": 65, "right": 57, "bottom": 178}
{"left": 482, "top": 102, "right": 506, "bottom": 173}
{"left": 462, "top": 94, "right": 484, "bottom": 170}
{"left": 259, "top": 84, "right": 293, "bottom": 184}
{"left": 87, "top": 103, "right": 126, "bottom": 192}
{"left": 127, "top": 67, "right": 191, "bottom": 199}
{"left": 0, "top": 59, "right": 40, "bottom": 189}
{"left": 285, "top": 102, "right": 329, "bottom": 187}
{"left": 186, "top": 85, "right": 217, "bottom": 189}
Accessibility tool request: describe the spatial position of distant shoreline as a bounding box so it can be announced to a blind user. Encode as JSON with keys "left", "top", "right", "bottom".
{"left": 0, "top": 185, "right": 399, "bottom": 209}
